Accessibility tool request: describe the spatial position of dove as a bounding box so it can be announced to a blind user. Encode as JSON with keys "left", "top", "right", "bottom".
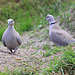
{"left": 45, "top": 15, "right": 75, "bottom": 46}
{"left": 2, "top": 19, "right": 22, "bottom": 54}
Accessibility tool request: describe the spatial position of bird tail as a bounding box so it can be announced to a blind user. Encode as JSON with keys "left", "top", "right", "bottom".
{"left": 68, "top": 39, "right": 75, "bottom": 44}
{"left": 71, "top": 39, "right": 75, "bottom": 43}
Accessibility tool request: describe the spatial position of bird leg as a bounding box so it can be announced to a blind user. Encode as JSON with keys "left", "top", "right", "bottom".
{"left": 12, "top": 46, "right": 19, "bottom": 54}
{"left": 8, "top": 48, "right": 13, "bottom": 54}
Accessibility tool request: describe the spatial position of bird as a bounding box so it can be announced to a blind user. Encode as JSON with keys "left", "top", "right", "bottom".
{"left": 45, "top": 15, "right": 75, "bottom": 46}
{"left": 2, "top": 19, "right": 22, "bottom": 54}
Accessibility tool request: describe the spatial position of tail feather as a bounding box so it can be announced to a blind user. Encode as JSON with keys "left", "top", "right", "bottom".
{"left": 70, "top": 39, "right": 75, "bottom": 43}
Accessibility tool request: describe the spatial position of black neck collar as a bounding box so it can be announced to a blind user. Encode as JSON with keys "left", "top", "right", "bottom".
{"left": 50, "top": 22, "right": 56, "bottom": 25}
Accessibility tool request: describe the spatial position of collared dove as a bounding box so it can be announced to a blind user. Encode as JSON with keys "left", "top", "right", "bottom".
{"left": 45, "top": 15, "right": 75, "bottom": 46}
{"left": 2, "top": 19, "right": 22, "bottom": 54}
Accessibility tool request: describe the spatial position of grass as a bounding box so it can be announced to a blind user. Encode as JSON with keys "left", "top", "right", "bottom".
{"left": 42, "top": 44, "right": 75, "bottom": 75}
{"left": 42, "top": 46, "right": 62, "bottom": 57}
{"left": 0, "top": 0, "right": 74, "bottom": 40}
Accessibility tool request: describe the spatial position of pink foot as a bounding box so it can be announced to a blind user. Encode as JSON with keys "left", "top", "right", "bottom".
{"left": 8, "top": 52, "right": 16, "bottom": 54}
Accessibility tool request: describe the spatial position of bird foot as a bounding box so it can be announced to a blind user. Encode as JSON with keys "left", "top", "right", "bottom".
{"left": 8, "top": 52, "right": 16, "bottom": 55}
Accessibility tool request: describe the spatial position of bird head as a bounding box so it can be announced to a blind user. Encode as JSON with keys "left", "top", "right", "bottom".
{"left": 45, "top": 15, "right": 56, "bottom": 24}
{"left": 7, "top": 19, "right": 14, "bottom": 26}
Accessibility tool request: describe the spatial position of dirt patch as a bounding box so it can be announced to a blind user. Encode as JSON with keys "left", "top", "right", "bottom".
{"left": 0, "top": 45, "right": 62, "bottom": 72}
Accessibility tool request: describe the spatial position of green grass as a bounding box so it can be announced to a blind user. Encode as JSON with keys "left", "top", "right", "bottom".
{"left": 41, "top": 44, "right": 75, "bottom": 75}
{"left": 0, "top": 73, "right": 9, "bottom": 75}
{"left": 34, "top": 44, "right": 75, "bottom": 75}
{"left": 0, "top": 0, "right": 74, "bottom": 40}
{"left": 42, "top": 46, "right": 62, "bottom": 57}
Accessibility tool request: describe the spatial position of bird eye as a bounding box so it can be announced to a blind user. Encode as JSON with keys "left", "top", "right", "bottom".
{"left": 47, "top": 16, "right": 49, "bottom": 18}
{"left": 10, "top": 21, "right": 13, "bottom": 23}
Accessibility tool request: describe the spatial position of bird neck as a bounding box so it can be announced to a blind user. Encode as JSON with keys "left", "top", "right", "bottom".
{"left": 49, "top": 21, "right": 56, "bottom": 29}
{"left": 49, "top": 24, "right": 54, "bottom": 32}
{"left": 8, "top": 25, "right": 14, "bottom": 29}
{"left": 49, "top": 21, "right": 56, "bottom": 25}
{"left": 49, "top": 21, "right": 56, "bottom": 36}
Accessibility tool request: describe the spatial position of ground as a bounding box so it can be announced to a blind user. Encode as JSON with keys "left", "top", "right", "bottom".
{"left": 0, "top": 8, "right": 75, "bottom": 72}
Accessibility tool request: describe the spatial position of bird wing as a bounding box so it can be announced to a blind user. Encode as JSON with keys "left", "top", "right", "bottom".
{"left": 2, "top": 39, "right": 6, "bottom": 46}
{"left": 2, "top": 33, "right": 6, "bottom": 46}
{"left": 51, "top": 29, "right": 74, "bottom": 45}
{"left": 16, "top": 36, "right": 22, "bottom": 45}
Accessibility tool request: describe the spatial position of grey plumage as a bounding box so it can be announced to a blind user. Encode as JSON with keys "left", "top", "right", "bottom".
{"left": 2, "top": 19, "right": 22, "bottom": 53}
{"left": 45, "top": 15, "right": 75, "bottom": 46}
